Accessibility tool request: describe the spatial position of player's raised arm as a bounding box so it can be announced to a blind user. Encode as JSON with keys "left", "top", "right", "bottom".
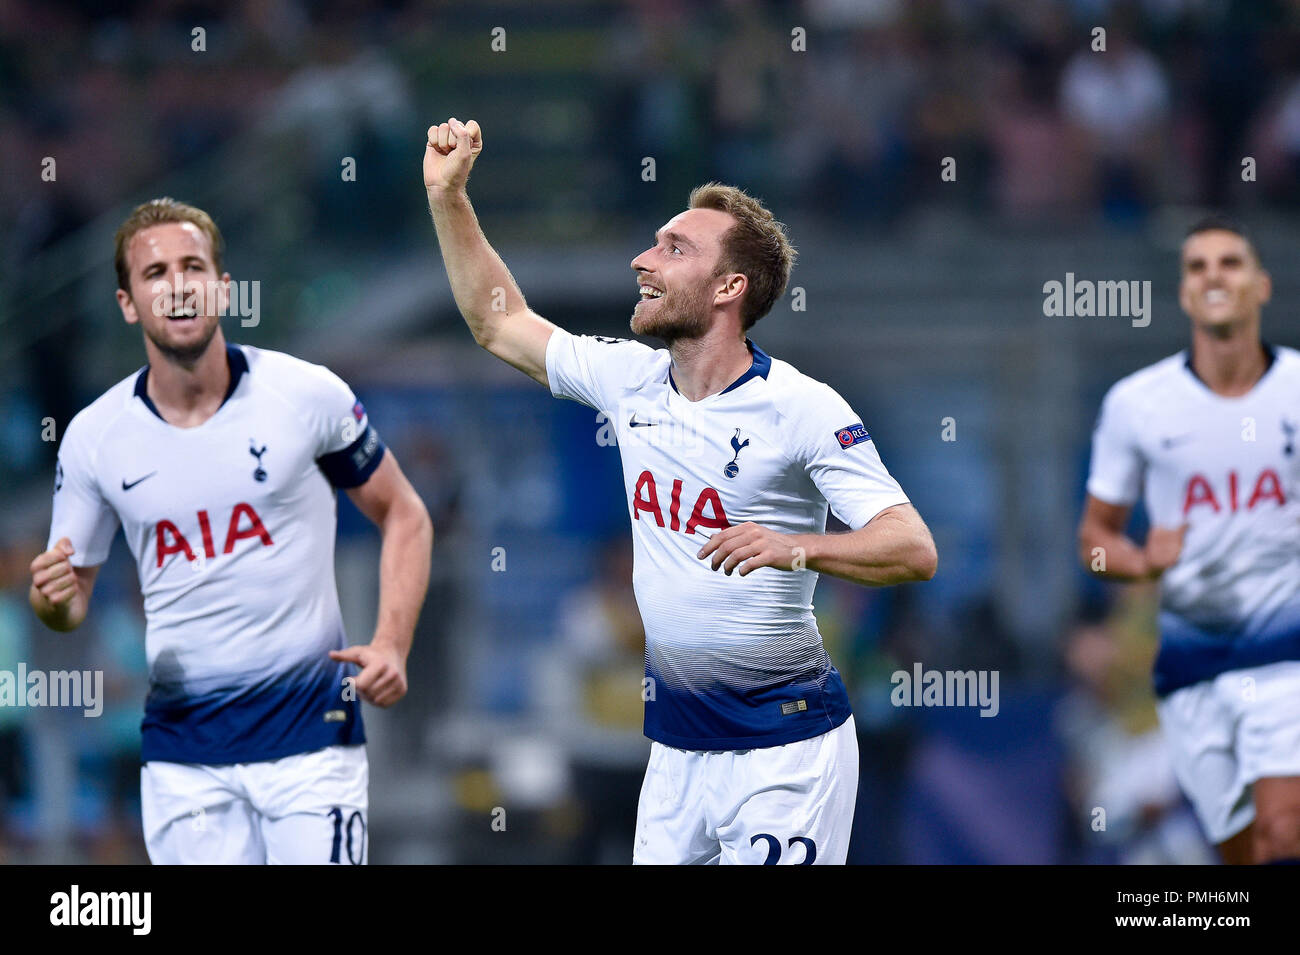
{"left": 424, "top": 118, "right": 557, "bottom": 387}
{"left": 29, "top": 538, "right": 99, "bottom": 632}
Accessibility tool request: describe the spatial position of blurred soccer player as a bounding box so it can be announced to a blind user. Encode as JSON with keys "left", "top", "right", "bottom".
{"left": 28, "top": 198, "right": 433, "bottom": 864}
{"left": 1079, "top": 216, "right": 1300, "bottom": 864}
{"left": 425, "top": 118, "right": 937, "bottom": 865}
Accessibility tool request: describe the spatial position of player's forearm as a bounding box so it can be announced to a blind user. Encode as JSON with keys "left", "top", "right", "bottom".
{"left": 1077, "top": 524, "right": 1151, "bottom": 580}
{"left": 368, "top": 492, "right": 433, "bottom": 659}
{"left": 426, "top": 186, "right": 528, "bottom": 347}
{"left": 28, "top": 583, "right": 88, "bottom": 632}
{"left": 801, "top": 515, "right": 937, "bottom": 587}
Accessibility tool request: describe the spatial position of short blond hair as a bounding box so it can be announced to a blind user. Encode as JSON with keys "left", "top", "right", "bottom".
{"left": 114, "top": 197, "right": 225, "bottom": 291}
{"left": 689, "top": 182, "right": 797, "bottom": 330}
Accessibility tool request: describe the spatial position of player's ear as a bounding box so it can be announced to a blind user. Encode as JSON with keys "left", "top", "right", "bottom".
{"left": 116, "top": 287, "right": 140, "bottom": 326}
{"left": 1257, "top": 268, "right": 1272, "bottom": 306}
{"left": 716, "top": 272, "right": 746, "bottom": 307}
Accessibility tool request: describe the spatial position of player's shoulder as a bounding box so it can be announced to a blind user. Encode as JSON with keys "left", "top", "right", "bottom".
{"left": 241, "top": 343, "right": 340, "bottom": 384}
{"left": 574, "top": 331, "right": 661, "bottom": 360}
{"left": 63, "top": 369, "right": 141, "bottom": 451}
{"left": 566, "top": 331, "right": 667, "bottom": 385}
{"left": 240, "top": 344, "right": 354, "bottom": 404}
{"left": 1102, "top": 351, "right": 1188, "bottom": 407}
{"left": 762, "top": 352, "right": 851, "bottom": 419}
{"left": 1271, "top": 343, "right": 1300, "bottom": 380}
{"left": 755, "top": 351, "right": 872, "bottom": 458}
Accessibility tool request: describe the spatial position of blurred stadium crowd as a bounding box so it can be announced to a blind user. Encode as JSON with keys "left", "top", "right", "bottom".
{"left": 6, "top": 0, "right": 1300, "bottom": 236}
{"left": 3, "top": 0, "right": 1299, "bottom": 862}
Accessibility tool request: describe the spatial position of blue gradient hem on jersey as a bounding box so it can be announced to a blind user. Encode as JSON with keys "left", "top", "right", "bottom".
{"left": 1154, "top": 607, "right": 1300, "bottom": 697}
{"left": 643, "top": 664, "right": 852, "bottom": 750}
{"left": 141, "top": 658, "right": 365, "bottom": 765}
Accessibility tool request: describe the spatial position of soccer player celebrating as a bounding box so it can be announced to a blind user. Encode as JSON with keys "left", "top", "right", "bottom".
{"left": 1079, "top": 216, "right": 1300, "bottom": 864}
{"left": 425, "top": 118, "right": 937, "bottom": 864}
{"left": 27, "top": 198, "right": 433, "bottom": 864}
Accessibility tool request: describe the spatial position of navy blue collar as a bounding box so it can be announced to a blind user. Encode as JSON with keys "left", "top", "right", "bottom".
{"left": 134, "top": 343, "right": 248, "bottom": 422}
{"left": 668, "top": 339, "right": 772, "bottom": 396}
{"left": 1183, "top": 340, "right": 1276, "bottom": 389}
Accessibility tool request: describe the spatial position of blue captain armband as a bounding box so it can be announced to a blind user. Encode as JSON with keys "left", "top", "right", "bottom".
{"left": 318, "top": 424, "right": 385, "bottom": 488}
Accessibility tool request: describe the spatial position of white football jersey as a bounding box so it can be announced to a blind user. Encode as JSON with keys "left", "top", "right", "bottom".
{"left": 47, "top": 344, "right": 385, "bottom": 764}
{"left": 547, "top": 330, "right": 911, "bottom": 750}
{"left": 1087, "top": 344, "right": 1300, "bottom": 695}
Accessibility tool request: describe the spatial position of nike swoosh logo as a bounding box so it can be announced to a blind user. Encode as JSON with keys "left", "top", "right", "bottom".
{"left": 628, "top": 415, "right": 658, "bottom": 428}
{"left": 1161, "top": 434, "right": 1194, "bottom": 449}
{"left": 121, "top": 471, "right": 157, "bottom": 491}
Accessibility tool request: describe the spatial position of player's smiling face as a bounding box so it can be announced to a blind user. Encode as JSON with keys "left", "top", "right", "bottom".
{"left": 629, "top": 208, "right": 740, "bottom": 342}
{"left": 116, "top": 222, "right": 229, "bottom": 365}
{"left": 1179, "top": 230, "right": 1271, "bottom": 334}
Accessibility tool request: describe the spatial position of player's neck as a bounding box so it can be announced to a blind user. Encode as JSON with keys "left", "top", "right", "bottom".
{"left": 145, "top": 335, "right": 231, "bottom": 427}
{"left": 667, "top": 331, "right": 752, "bottom": 402}
{"left": 1189, "top": 323, "right": 1269, "bottom": 397}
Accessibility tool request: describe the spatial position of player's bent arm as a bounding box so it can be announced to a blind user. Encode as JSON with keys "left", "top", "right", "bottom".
{"left": 29, "top": 541, "right": 99, "bottom": 632}
{"left": 426, "top": 186, "right": 556, "bottom": 387}
{"left": 803, "top": 503, "right": 938, "bottom": 586}
{"left": 1077, "top": 494, "right": 1154, "bottom": 581}
{"left": 344, "top": 452, "right": 433, "bottom": 662}
{"left": 699, "top": 504, "right": 937, "bottom": 585}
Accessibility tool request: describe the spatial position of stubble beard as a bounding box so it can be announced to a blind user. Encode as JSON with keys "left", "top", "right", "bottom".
{"left": 138, "top": 299, "right": 222, "bottom": 368}
{"left": 630, "top": 282, "right": 713, "bottom": 345}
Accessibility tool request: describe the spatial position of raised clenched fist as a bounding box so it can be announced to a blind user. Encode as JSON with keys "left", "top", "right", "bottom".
{"left": 424, "top": 117, "right": 483, "bottom": 193}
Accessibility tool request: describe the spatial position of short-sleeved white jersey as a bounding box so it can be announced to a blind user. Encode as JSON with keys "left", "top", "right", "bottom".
{"left": 47, "top": 343, "right": 385, "bottom": 764}
{"left": 547, "top": 330, "right": 911, "bottom": 750}
{"left": 1086, "top": 344, "right": 1300, "bottom": 695}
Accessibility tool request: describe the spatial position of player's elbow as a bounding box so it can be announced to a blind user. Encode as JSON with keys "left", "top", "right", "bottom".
{"left": 419, "top": 503, "right": 435, "bottom": 555}
{"left": 404, "top": 491, "right": 435, "bottom": 551}
{"left": 872, "top": 510, "right": 936, "bottom": 583}
{"left": 885, "top": 531, "right": 936, "bottom": 583}
{"left": 467, "top": 309, "right": 513, "bottom": 355}
{"left": 908, "top": 535, "right": 938, "bottom": 582}
{"left": 1076, "top": 523, "right": 1101, "bottom": 574}
{"left": 468, "top": 319, "right": 496, "bottom": 351}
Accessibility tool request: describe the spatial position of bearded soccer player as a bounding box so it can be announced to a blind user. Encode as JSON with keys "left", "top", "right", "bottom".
{"left": 1079, "top": 215, "right": 1300, "bottom": 864}
{"left": 27, "top": 198, "right": 433, "bottom": 864}
{"left": 425, "top": 118, "right": 936, "bottom": 865}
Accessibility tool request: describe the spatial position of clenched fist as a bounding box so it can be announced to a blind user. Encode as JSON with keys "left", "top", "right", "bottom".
{"left": 1143, "top": 524, "right": 1187, "bottom": 579}
{"left": 29, "top": 536, "right": 91, "bottom": 631}
{"left": 31, "top": 537, "right": 78, "bottom": 607}
{"left": 424, "top": 117, "right": 482, "bottom": 193}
